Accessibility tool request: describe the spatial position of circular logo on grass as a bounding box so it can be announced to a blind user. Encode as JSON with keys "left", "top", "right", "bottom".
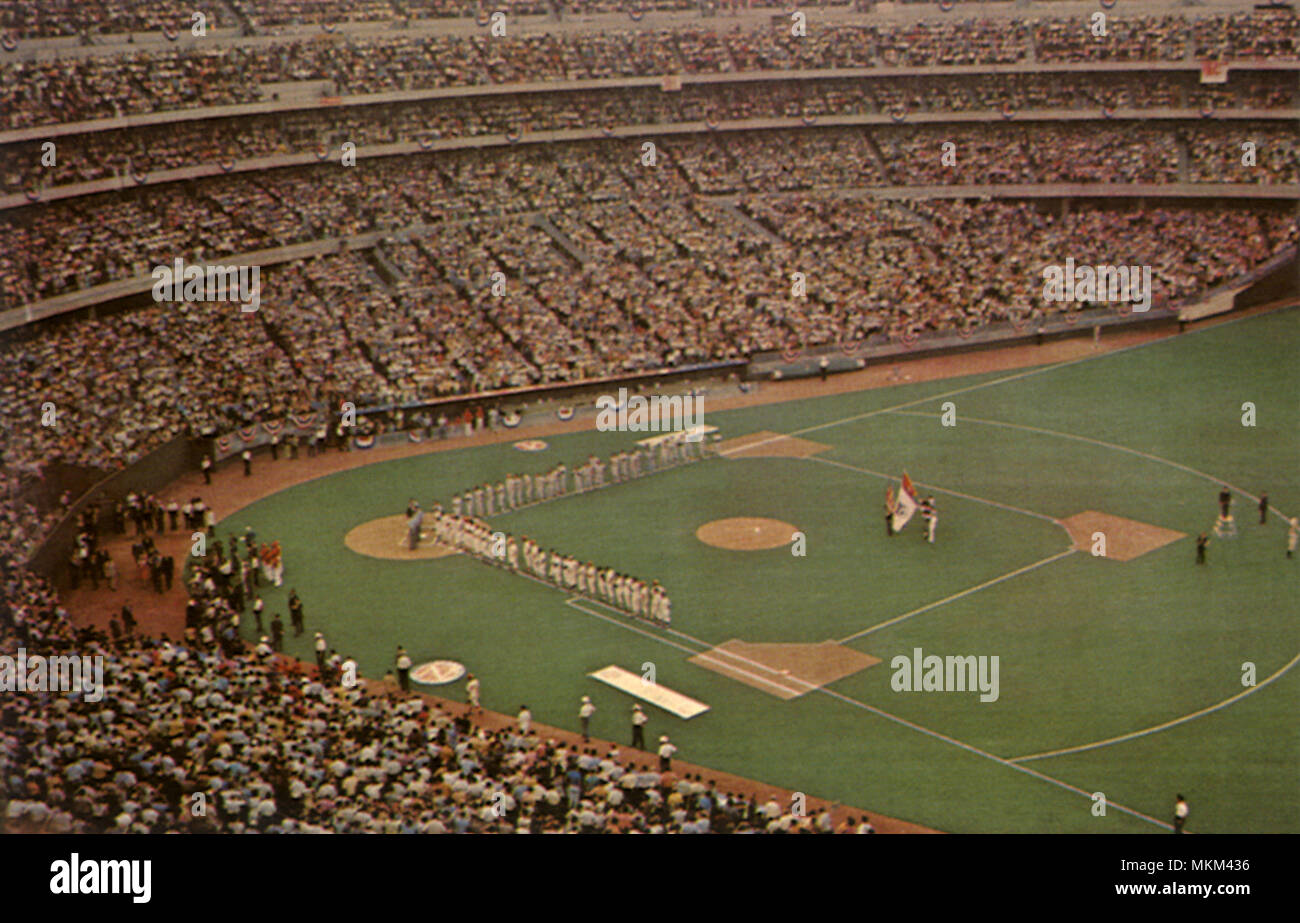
{"left": 514, "top": 440, "right": 547, "bottom": 452}
{"left": 411, "top": 660, "right": 467, "bottom": 685}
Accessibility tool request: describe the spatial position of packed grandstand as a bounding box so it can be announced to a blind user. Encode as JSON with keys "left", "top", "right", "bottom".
{"left": 1, "top": 0, "right": 1297, "bottom": 832}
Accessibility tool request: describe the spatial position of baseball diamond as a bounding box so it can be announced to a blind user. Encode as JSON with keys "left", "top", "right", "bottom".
{"left": 2, "top": 0, "right": 1299, "bottom": 868}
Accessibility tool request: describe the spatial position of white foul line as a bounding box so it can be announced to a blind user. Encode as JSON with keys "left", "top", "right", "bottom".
{"left": 559, "top": 589, "right": 1166, "bottom": 830}
{"left": 886, "top": 409, "right": 1300, "bottom": 761}
{"left": 814, "top": 684, "right": 1172, "bottom": 831}
{"left": 714, "top": 315, "right": 1263, "bottom": 462}
{"left": 808, "top": 454, "right": 1068, "bottom": 530}
{"left": 888, "top": 410, "right": 1295, "bottom": 525}
{"left": 838, "top": 548, "right": 1079, "bottom": 644}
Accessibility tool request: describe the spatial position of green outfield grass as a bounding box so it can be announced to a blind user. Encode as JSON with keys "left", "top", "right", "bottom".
{"left": 222, "top": 307, "right": 1300, "bottom": 833}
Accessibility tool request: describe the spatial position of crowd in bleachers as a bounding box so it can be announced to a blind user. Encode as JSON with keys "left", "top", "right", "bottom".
{"left": 2, "top": 186, "right": 1293, "bottom": 476}
{"left": 2, "top": 10, "right": 1297, "bottom": 129}
{"left": 1, "top": 537, "right": 858, "bottom": 832}
{"left": 4, "top": 70, "right": 1295, "bottom": 195}
{"left": 5, "top": 125, "right": 1298, "bottom": 307}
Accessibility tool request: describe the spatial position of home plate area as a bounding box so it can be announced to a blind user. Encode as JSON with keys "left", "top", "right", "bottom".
{"left": 688, "top": 640, "right": 880, "bottom": 700}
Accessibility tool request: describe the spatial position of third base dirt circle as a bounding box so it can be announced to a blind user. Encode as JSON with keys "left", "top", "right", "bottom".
{"left": 696, "top": 517, "right": 799, "bottom": 551}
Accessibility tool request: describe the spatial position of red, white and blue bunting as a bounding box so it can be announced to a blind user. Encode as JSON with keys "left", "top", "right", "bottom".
{"left": 290, "top": 412, "right": 318, "bottom": 429}
{"left": 408, "top": 431, "right": 423, "bottom": 443}
{"left": 354, "top": 434, "right": 376, "bottom": 450}
{"left": 237, "top": 426, "right": 258, "bottom": 442}
{"left": 216, "top": 436, "right": 232, "bottom": 453}
{"left": 502, "top": 412, "right": 521, "bottom": 428}
{"left": 555, "top": 407, "right": 575, "bottom": 421}
{"left": 1, "top": 35, "right": 17, "bottom": 52}
{"left": 262, "top": 420, "right": 283, "bottom": 436}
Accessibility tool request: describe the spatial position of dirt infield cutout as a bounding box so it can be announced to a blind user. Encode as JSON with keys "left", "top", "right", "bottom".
{"left": 696, "top": 517, "right": 799, "bottom": 551}
{"left": 689, "top": 640, "right": 880, "bottom": 700}
{"left": 717, "top": 430, "right": 831, "bottom": 459}
{"left": 1060, "top": 510, "right": 1185, "bottom": 562}
{"left": 345, "top": 515, "right": 461, "bottom": 561}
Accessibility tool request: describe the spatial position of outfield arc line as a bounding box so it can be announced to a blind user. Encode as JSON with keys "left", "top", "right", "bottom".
{"left": 837, "top": 548, "right": 1079, "bottom": 644}
{"left": 560, "top": 594, "right": 1166, "bottom": 829}
{"left": 887, "top": 410, "right": 1293, "bottom": 525}
{"left": 1010, "top": 648, "right": 1300, "bottom": 763}
{"left": 815, "top": 685, "right": 1172, "bottom": 831}
{"left": 721, "top": 303, "right": 1297, "bottom": 461}
{"left": 885, "top": 409, "right": 1300, "bottom": 760}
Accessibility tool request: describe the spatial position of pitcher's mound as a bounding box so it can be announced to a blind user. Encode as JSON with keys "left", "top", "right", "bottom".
{"left": 690, "top": 640, "right": 879, "bottom": 699}
{"left": 697, "top": 517, "right": 799, "bottom": 551}
{"left": 345, "top": 515, "right": 461, "bottom": 561}
{"left": 1060, "top": 511, "right": 1185, "bottom": 561}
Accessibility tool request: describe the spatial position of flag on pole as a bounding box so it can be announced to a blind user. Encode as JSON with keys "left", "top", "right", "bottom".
{"left": 891, "top": 472, "right": 919, "bottom": 532}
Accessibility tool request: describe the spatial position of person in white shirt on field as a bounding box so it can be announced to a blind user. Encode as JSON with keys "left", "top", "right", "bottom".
{"left": 631, "top": 704, "right": 648, "bottom": 750}
{"left": 579, "top": 696, "right": 596, "bottom": 741}
{"left": 518, "top": 705, "right": 532, "bottom": 736}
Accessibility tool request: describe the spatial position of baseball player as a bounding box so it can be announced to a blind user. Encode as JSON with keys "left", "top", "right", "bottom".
{"left": 924, "top": 496, "right": 937, "bottom": 544}
{"left": 1173, "top": 794, "right": 1189, "bottom": 833}
{"left": 1288, "top": 518, "right": 1298, "bottom": 559}
{"left": 466, "top": 673, "right": 481, "bottom": 711}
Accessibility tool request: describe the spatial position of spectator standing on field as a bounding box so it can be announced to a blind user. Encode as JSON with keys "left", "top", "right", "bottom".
{"left": 631, "top": 704, "right": 648, "bottom": 749}
{"left": 657, "top": 735, "right": 677, "bottom": 772}
{"left": 395, "top": 646, "right": 412, "bottom": 692}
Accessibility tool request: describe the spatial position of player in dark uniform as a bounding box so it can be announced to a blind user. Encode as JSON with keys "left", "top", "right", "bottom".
{"left": 1259, "top": 492, "right": 1269, "bottom": 524}
{"left": 1195, "top": 533, "right": 1209, "bottom": 564}
{"left": 1218, "top": 487, "right": 1231, "bottom": 518}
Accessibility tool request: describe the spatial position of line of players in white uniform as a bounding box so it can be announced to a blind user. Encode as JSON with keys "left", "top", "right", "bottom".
{"left": 444, "top": 435, "right": 714, "bottom": 520}
{"left": 428, "top": 510, "right": 673, "bottom": 626}
{"left": 422, "top": 435, "right": 717, "bottom": 627}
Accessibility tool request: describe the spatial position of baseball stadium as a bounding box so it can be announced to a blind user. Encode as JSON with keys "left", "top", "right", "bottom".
{"left": 1, "top": 0, "right": 1298, "bottom": 840}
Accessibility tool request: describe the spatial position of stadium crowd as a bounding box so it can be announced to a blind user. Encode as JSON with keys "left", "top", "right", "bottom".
{"left": 5, "top": 125, "right": 1298, "bottom": 307}
{"left": 9, "top": 71, "right": 1292, "bottom": 195}
{"left": 2, "top": 10, "right": 1297, "bottom": 129}
{"left": 2, "top": 159, "right": 1294, "bottom": 477}
{"left": 1, "top": 539, "right": 857, "bottom": 833}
